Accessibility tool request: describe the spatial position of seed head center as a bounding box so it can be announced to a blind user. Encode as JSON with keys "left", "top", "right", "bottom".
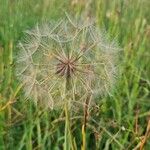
{"left": 56, "top": 56, "right": 77, "bottom": 78}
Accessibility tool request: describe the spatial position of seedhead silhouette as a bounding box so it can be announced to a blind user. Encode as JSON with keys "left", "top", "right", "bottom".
{"left": 16, "top": 17, "right": 119, "bottom": 109}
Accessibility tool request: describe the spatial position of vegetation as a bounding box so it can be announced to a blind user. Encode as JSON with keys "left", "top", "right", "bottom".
{"left": 0, "top": 0, "right": 150, "bottom": 149}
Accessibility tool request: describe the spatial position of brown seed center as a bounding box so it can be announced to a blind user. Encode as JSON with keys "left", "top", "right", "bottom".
{"left": 56, "top": 57, "right": 76, "bottom": 78}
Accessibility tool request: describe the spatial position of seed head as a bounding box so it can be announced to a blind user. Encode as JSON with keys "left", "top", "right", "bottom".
{"left": 16, "top": 17, "right": 119, "bottom": 109}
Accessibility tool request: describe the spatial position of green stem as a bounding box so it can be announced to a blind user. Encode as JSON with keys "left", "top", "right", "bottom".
{"left": 64, "top": 102, "right": 70, "bottom": 150}
{"left": 64, "top": 77, "right": 75, "bottom": 150}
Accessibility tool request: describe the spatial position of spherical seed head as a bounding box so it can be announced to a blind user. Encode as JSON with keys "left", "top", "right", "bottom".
{"left": 16, "top": 17, "right": 120, "bottom": 110}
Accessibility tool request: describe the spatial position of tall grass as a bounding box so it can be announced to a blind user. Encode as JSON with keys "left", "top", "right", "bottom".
{"left": 0, "top": 0, "right": 150, "bottom": 149}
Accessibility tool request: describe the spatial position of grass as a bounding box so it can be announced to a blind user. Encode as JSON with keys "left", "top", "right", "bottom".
{"left": 0, "top": 0, "right": 150, "bottom": 149}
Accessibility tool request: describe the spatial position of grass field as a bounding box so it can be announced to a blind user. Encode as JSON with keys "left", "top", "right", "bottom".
{"left": 0, "top": 0, "right": 150, "bottom": 149}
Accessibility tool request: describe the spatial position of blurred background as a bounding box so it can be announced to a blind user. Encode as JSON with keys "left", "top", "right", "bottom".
{"left": 0, "top": 0, "right": 150, "bottom": 149}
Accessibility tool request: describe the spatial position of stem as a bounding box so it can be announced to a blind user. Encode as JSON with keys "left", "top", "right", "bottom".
{"left": 64, "top": 77, "right": 75, "bottom": 150}
{"left": 83, "top": 95, "right": 91, "bottom": 130}
{"left": 81, "top": 125, "right": 86, "bottom": 150}
{"left": 64, "top": 101, "right": 70, "bottom": 150}
{"left": 82, "top": 94, "right": 91, "bottom": 150}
